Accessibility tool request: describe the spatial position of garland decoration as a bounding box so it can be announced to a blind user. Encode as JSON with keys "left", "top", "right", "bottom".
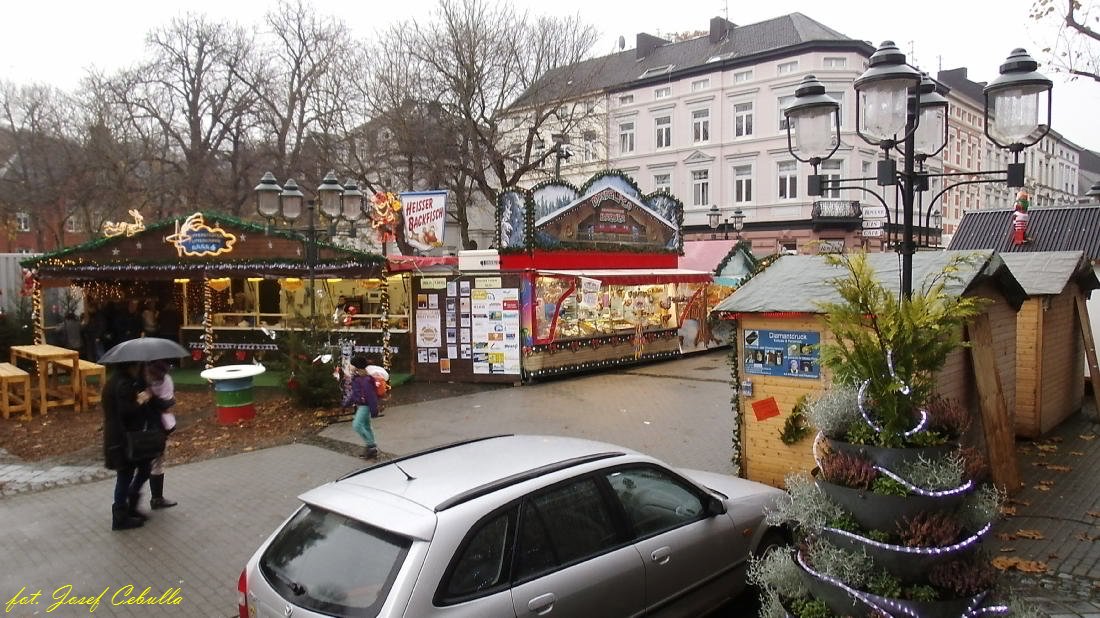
{"left": 203, "top": 275, "right": 214, "bottom": 370}
{"left": 381, "top": 273, "right": 392, "bottom": 370}
{"left": 779, "top": 394, "right": 812, "bottom": 445}
{"left": 728, "top": 322, "right": 743, "bottom": 477}
{"left": 31, "top": 278, "right": 44, "bottom": 345}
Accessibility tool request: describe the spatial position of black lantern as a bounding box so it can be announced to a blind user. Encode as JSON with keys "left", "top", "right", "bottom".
{"left": 854, "top": 41, "right": 924, "bottom": 148}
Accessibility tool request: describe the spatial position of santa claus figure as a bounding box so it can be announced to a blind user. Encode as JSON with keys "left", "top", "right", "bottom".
{"left": 1011, "top": 189, "right": 1030, "bottom": 246}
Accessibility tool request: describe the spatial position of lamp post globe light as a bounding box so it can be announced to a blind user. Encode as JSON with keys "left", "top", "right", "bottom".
{"left": 253, "top": 170, "right": 368, "bottom": 335}
{"left": 729, "top": 208, "right": 746, "bottom": 240}
{"left": 783, "top": 42, "right": 1053, "bottom": 298}
{"left": 708, "top": 205, "right": 721, "bottom": 239}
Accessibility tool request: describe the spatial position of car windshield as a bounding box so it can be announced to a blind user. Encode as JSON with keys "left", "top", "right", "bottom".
{"left": 260, "top": 505, "right": 411, "bottom": 617}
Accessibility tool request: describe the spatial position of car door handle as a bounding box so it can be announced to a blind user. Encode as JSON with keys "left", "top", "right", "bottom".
{"left": 650, "top": 546, "right": 672, "bottom": 565}
{"left": 528, "top": 592, "right": 556, "bottom": 615}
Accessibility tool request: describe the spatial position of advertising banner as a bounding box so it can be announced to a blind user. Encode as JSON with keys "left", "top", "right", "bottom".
{"left": 744, "top": 329, "right": 821, "bottom": 379}
{"left": 400, "top": 190, "right": 448, "bottom": 252}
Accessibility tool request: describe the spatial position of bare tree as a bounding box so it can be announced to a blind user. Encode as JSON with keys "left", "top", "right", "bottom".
{"left": 107, "top": 14, "right": 257, "bottom": 217}
{"left": 0, "top": 81, "right": 90, "bottom": 250}
{"left": 1032, "top": 0, "right": 1100, "bottom": 82}
{"left": 364, "top": 0, "right": 601, "bottom": 248}
{"left": 237, "top": 0, "right": 361, "bottom": 185}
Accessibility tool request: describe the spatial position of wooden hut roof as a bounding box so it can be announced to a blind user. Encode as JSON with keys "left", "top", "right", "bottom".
{"left": 713, "top": 250, "right": 1026, "bottom": 315}
{"left": 998, "top": 251, "right": 1099, "bottom": 296}
{"left": 949, "top": 206, "right": 1100, "bottom": 259}
{"left": 20, "top": 211, "right": 385, "bottom": 280}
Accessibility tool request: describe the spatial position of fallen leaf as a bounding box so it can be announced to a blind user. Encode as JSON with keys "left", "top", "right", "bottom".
{"left": 997, "top": 533, "right": 1014, "bottom": 541}
{"left": 1048, "top": 553, "right": 1059, "bottom": 559}
{"left": 992, "top": 556, "right": 1048, "bottom": 573}
{"left": 1038, "top": 479, "right": 1055, "bottom": 486}
{"left": 999, "top": 547, "right": 1016, "bottom": 553}
{"left": 1014, "top": 529, "right": 1046, "bottom": 540}
{"left": 1034, "top": 485, "right": 1052, "bottom": 491}
{"left": 1075, "top": 533, "right": 1098, "bottom": 542}
{"left": 1043, "top": 464, "right": 1072, "bottom": 472}
{"left": 1080, "top": 434, "right": 1097, "bottom": 441}
{"left": 1087, "top": 511, "right": 1100, "bottom": 518}
{"left": 1000, "top": 506, "right": 1017, "bottom": 516}
{"left": 1070, "top": 451, "right": 1085, "bottom": 456}
{"left": 1037, "top": 444, "right": 1059, "bottom": 452}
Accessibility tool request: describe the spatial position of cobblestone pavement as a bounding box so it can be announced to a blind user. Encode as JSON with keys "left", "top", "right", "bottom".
{"left": 1, "top": 351, "right": 1097, "bottom": 617}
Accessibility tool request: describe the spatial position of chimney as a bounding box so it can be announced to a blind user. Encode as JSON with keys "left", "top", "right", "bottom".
{"left": 709, "top": 17, "right": 735, "bottom": 44}
{"left": 636, "top": 33, "right": 667, "bottom": 60}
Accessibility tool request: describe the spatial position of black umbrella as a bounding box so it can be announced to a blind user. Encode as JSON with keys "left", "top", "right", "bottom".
{"left": 98, "top": 337, "right": 189, "bottom": 364}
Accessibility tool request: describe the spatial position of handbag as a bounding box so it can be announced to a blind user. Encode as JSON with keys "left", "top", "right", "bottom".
{"left": 124, "top": 424, "right": 166, "bottom": 461}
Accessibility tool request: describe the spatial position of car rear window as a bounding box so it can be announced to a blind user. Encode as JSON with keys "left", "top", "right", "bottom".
{"left": 260, "top": 505, "right": 411, "bottom": 617}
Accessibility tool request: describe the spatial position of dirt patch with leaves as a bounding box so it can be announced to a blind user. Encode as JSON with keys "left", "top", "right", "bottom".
{"left": 0, "top": 380, "right": 507, "bottom": 466}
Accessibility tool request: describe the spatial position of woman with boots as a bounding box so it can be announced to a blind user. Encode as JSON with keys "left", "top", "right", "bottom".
{"left": 102, "top": 361, "right": 161, "bottom": 530}
{"left": 145, "top": 361, "right": 178, "bottom": 509}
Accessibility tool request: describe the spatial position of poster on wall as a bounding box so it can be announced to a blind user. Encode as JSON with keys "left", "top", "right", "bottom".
{"left": 400, "top": 190, "right": 448, "bottom": 252}
{"left": 416, "top": 309, "right": 441, "bottom": 348}
{"left": 470, "top": 285, "right": 521, "bottom": 375}
{"left": 744, "top": 329, "right": 820, "bottom": 379}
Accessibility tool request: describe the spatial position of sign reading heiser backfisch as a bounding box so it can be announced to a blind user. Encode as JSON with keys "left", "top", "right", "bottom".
{"left": 400, "top": 190, "right": 448, "bottom": 252}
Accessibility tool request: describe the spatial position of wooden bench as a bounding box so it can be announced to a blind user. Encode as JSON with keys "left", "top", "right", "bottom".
{"left": 77, "top": 360, "right": 107, "bottom": 412}
{"left": 0, "top": 362, "right": 32, "bottom": 420}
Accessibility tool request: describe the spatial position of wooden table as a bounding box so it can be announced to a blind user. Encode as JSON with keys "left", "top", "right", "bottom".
{"left": 10, "top": 344, "right": 81, "bottom": 416}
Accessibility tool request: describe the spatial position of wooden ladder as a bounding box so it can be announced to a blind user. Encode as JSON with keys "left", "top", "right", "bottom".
{"left": 1074, "top": 296, "right": 1100, "bottom": 417}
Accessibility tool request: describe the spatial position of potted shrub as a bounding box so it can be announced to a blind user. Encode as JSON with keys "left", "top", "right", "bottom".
{"left": 751, "top": 252, "right": 1011, "bottom": 617}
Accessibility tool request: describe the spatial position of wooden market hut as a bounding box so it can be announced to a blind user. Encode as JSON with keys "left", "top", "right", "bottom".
{"left": 711, "top": 250, "right": 1027, "bottom": 488}
{"left": 998, "top": 251, "right": 1099, "bottom": 438}
{"left": 20, "top": 211, "right": 387, "bottom": 368}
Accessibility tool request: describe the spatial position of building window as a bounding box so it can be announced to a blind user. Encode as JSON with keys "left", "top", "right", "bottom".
{"left": 692, "top": 169, "right": 710, "bottom": 206}
{"left": 826, "top": 91, "right": 845, "bottom": 127}
{"left": 778, "top": 95, "right": 795, "bottom": 130}
{"left": 823, "top": 56, "right": 847, "bottom": 69}
{"left": 654, "top": 173, "right": 672, "bottom": 193}
{"left": 692, "top": 109, "right": 710, "bottom": 143}
{"left": 65, "top": 216, "right": 83, "bottom": 233}
{"left": 655, "top": 86, "right": 671, "bottom": 99}
{"left": 655, "top": 116, "right": 671, "bottom": 148}
{"left": 734, "top": 165, "right": 753, "bottom": 203}
{"left": 691, "top": 78, "right": 710, "bottom": 92}
{"left": 582, "top": 131, "right": 598, "bottom": 162}
{"left": 619, "top": 94, "right": 634, "bottom": 105}
{"left": 734, "top": 102, "right": 754, "bottom": 137}
{"left": 618, "top": 121, "right": 635, "bottom": 154}
{"left": 15, "top": 212, "right": 30, "bottom": 232}
{"left": 778, "top": 161, "right": 798, "bottom": 199}
{"left": 821, "top": 160, "right": 843, "bottom": 198}
{"left": 778, "top": 61, "right": 798, "bottom": 75}
{"left": 734, "top": 69, "right": 753, "bottom": 83}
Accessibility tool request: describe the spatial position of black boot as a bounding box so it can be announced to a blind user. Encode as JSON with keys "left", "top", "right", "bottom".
{"left": 112, "top": 504, "right": 144, "bottom": 531}
{"left": 127, "top": 493, "right": 149, "bottom": 521}
{"left": 149, "top": 474, "right": 177, "bottom": 509}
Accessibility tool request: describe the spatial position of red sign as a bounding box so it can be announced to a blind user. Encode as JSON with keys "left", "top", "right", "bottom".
{"left": 752, "top": 397, "right": 781, "bottom": 422}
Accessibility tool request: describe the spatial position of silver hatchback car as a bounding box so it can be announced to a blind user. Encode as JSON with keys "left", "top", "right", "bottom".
{"left": 238, "top": 435, "right": 786, "bottom": 618}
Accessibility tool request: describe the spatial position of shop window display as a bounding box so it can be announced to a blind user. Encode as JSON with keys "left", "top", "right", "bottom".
{"left": 533, "top": 276, "right": 703, "bottom": 344}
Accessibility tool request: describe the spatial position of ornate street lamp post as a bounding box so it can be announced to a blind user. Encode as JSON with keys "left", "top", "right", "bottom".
{"left": 254, "top": 170, "right": 366, "bottom": 336}
{"left": 783, "top": 42, "right": 1052, "bottom": 298}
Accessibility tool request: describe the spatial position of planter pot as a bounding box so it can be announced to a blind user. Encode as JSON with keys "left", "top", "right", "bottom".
{"left": 825, "top": 436, "right": 956, "bottom": 471}
{"left": 815, "top": 478, "right": 971, "bottom": 532}
{"left": 820, "top": 526, "right": 986, "bottom": 582}
{"left": 793, "top": 549, "right": 987, "bottom": 618}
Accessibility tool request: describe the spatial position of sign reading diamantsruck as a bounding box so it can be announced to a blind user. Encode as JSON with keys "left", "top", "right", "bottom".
{"left": 744, "top": 329, "right": 820, "bottom": 379}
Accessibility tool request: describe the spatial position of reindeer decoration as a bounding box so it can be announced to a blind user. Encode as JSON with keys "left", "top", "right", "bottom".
{"left": 102, "top": 209, "right": 146, "bottom": 237}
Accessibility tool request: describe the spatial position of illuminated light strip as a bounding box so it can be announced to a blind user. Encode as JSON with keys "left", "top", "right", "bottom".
{"left": 874, "top": 466, "right": 974, "bottom": 497}
{"left": 794, "top": 551, "right": 916, "bottom": 617}
{"left": 822, "top": 522, "right": 993, "bottom": 555}
{"left": 855, "top": 349, "right": 928, "bottom": 438}
{"left": 967, "top": 606, "right": 1009, "bottom": 616}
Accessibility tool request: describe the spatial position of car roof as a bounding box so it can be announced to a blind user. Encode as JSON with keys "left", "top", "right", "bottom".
{"left": 332, "top": 434, "right": 637, "bottom": 512}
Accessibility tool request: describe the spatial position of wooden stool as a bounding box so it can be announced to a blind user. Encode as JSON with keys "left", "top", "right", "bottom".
{"left": 77, "top": 360, "right": 107, "bottom": 412}
{"left": 0, "top": 362, "right": 32, "bottom": 420}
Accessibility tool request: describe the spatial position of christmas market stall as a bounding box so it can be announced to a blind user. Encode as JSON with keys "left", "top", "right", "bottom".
{"left": 712, "top": 251, "right": 1026, "bottom": 488}
{"left": 997, "top": 251, "right": 1099, "bottom": 438}
{"left": 19, "top": 211, "right": 397, "bottom": 370}
{"left": 494, "top": 171, "right": 714, "bottom": 381}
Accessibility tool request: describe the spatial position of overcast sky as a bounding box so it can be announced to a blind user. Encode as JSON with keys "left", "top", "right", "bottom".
{"left": 3, "top": 0, "right": 1097, "bottom": 151}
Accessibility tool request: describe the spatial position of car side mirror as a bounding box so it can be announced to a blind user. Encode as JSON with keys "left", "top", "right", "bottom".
{"left": 705, "top": 495, "right": 726, "bottom": 516}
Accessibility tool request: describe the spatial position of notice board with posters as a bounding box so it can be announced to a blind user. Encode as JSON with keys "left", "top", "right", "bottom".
{"left": 411, "top": 273, "right": 522, "bottom": 383}
{"left": 743, "top": 329, "right": 821, "bottom": 379}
